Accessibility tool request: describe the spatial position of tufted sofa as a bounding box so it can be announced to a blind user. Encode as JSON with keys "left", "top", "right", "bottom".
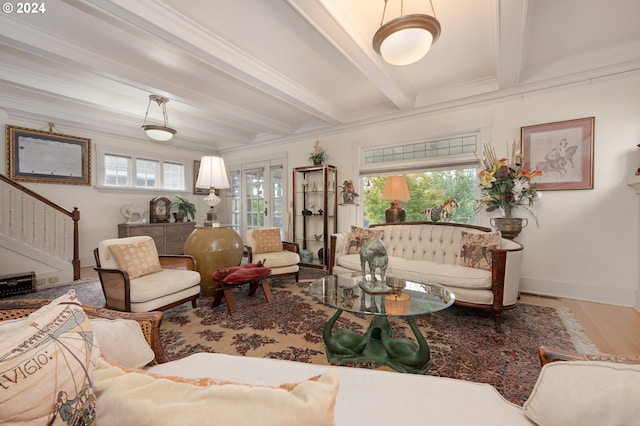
{"left": 329, "top": 222, "right": 524, "bottom": 331}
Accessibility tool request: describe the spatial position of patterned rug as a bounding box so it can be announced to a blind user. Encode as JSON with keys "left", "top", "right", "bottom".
{"left": 8, "top": 269, "right": 597, "bottom": 405}
{"left": 159, "top": 277, "right": 595, "bottom": 406}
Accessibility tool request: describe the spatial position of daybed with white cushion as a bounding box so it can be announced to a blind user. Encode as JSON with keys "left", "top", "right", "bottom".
{"left": 1, "top": 296, "right": 638, "bottom": 426}
{"left": 330, "top": 222, "right": 524, "bottom": 331}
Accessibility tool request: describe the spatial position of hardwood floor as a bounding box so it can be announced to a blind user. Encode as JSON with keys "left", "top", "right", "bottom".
{"left": 81, "top": 266, "right": 639, "bottom": 355}
{"left": 520, "top": 293, "right": 640, "bottom": 355}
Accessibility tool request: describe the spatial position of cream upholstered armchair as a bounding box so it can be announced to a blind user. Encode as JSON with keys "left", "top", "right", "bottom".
{"left": 94, "top": 236, "right": 201, "bottom": 312}
{"left": 246, "top": 228, "right": 300, "bottom": 282}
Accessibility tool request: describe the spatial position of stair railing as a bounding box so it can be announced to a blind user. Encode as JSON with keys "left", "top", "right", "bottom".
{"left": 0, "top": 173, "right": 80, "bottom": 280}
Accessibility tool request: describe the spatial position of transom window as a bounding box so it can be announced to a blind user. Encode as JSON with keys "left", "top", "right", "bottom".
{"left": 364, "top": 136, "right": 477, "bottom": 165}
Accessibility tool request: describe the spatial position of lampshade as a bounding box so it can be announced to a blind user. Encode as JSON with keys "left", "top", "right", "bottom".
{"left": 196, "top": 156, "right": 230, "bottom": 227}
{"left": 382, "top": 175, "right": 410, "bottom": 223}
{"left": 373, "top": 0, "right": 441, "bottom": 66}
{"left": 141, "top": 95, "right": 177, "bottom": 142}
{"left": 382, "top": 176, "right": 410, "bottom": 202}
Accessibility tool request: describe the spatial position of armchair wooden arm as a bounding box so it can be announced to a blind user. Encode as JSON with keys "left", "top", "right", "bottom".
{"left": 538, "top": 345, "right": 640, "bottom": 366}
{"left": 246, "top": 240, "right": 300, "bottom": 263}
{"left": 158, "top": 254, "right": 197, "bottom": 270}
{"left": 0, "top": 299, "right": 169, "bottom": 365}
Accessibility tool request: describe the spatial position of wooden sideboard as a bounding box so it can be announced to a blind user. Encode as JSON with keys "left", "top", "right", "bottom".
{"left": 118, "top": 222, "right": 195, "bottom": 255}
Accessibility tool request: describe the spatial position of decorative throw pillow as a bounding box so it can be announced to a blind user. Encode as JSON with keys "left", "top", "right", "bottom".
{"left": 347, "top": 226, "right": 384, "bottom": 254}
{"left": 91, "top": 318, "right": 155, "bottom": 369}
{"left": 458, "top": 231, "right": 501, "bottom": 271}
{"left": 212, "top": 265, "right": 272, "bottom": 283}
{"left": 0, "top": 290, "right": 99, "bottom": 425}
{"left": 253, "top": 228, "right": 283, "bottom": 254}
{"left": 92, "top": 357, "right": 339, "bottom": 426}
{"left": 523, "top": 361, "right": 640, "bottom": 426}
{"left": 109, "top": 239, "right": 163, "bottom": 279}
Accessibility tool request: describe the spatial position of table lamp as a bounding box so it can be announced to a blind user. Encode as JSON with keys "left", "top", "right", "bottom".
{"left": 382, "top": 175, "right": 410, "bottom": 223}
{"left": 195, "top": 156, "right": 230, "bottom": 227}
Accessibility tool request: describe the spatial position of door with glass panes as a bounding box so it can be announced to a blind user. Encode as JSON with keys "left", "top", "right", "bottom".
{"left": 230, "top": 160, "right": 285, "bottom": 240}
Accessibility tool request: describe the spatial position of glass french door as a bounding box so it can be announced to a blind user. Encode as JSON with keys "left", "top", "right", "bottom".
{"left": 230, "top": 159, "right": 286, "bottom": 241}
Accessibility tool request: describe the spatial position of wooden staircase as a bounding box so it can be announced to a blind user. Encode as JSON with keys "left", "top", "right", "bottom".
{"left": 0, "top": 173, "right": 80, "bottom": 282}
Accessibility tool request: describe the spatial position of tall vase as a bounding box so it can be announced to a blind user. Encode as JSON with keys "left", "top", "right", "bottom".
{"left": 490, "top": 217, "right": 528, "bottom": 239}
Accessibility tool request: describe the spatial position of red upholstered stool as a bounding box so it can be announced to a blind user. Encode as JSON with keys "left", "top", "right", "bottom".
{"left": 211, "top": 264, "right": 272, "bottom": 315}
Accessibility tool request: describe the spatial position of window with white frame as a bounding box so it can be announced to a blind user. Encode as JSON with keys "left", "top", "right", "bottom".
{"left": 360, "top": 134, "right": 480, "bottom": 226}
{"left": 102, "top": 153, "right": 185, "bottom": 190}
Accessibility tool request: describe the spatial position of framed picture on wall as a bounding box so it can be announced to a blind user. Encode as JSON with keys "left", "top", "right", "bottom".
{"left": 521, "top": 117, "right": 594, "bottom": 190}
{"left": 6, "top": 125, "right": 91, "bottom": 185}
{"left": 193, "top": 160, "right": 220, "bottom": 195}
{"left": 193, "top": 160, "right": 208, "bottom": 195}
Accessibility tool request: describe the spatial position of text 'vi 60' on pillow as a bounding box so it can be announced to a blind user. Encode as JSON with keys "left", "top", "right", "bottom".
{"left": 458, "top": 231, "right": 501, "bottom": 271}
{"left": 0, "top": 290, "right": 99, "bottom": 425}
{"left": 348, "top": 226, "right": 384, "bottom": 254}
{"left": 253, "top": 228, "right": 283, "bottom": 254}
{"left": 92, "top": 357, "right": 340, "bottom": 426}
{"left": 109, "top": 239, "right": 163, "bottom": 279}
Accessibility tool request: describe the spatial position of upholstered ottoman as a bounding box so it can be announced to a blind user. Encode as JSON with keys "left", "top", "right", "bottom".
{"left": 211, "top": 264, "right": 272, "bottom": 315}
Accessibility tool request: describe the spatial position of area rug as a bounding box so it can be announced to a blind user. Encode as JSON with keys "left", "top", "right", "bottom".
{"left": 7, "top": 270, "right": 598, "bottom": 405}
{"left": 159, "top": 278, "right": 597, "bottom": 406}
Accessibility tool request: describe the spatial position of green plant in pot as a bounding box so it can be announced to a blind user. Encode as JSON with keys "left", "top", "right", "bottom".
{"left": 171, "top": 194, "right": 196, "bottom": 222}
{"left": 309, "top": 140, "right": 327, "bottom": 165}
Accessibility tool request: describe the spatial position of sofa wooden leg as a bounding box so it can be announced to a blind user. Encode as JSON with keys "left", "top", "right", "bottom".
{"left": 494, "top": 312, "right": 502, "bottom": 333}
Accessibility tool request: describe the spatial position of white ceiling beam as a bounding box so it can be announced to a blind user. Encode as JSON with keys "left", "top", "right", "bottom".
{"left": 79, "top": 0, "right": 345, "bottom": 124}
{"left": 496, "top": 0, "right": 529, "bottom": 89}
{"left": 288, "top": 0, "right": 416, "bottom": 111}
{"left": 0, "top": 14, "right": 296, "bottom": 136}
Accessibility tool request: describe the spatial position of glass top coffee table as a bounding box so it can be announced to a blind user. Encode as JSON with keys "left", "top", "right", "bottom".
{"left": 308, "top": 273, "right": 454, "bottom": 374}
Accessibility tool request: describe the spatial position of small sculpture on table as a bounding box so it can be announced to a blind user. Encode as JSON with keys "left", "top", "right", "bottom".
{"left": 358, "top": 237, "right": 389, "bottom": 293}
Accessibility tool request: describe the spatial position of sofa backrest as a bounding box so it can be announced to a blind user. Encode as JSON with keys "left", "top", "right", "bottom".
{"left": 369, "top": 222, "right": 516, "bottom": 265}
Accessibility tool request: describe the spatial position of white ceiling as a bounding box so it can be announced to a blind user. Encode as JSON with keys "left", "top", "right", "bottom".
{"left": 1, "top": 0, "right": 640, "bottom": 153}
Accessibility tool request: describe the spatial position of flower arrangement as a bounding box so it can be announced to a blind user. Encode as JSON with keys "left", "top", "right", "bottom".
{"left": 476, "top": 142, "right": 543, "bottom": 224}
{"left": 309, "top": 140, "right": 327, "bottom": 165}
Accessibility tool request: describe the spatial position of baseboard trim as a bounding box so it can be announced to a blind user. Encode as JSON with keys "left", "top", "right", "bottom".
{"left": 520, "top": 277, "right": 635, "bottom": 308}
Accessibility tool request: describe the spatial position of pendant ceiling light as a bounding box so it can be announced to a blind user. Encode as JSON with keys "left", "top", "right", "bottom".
{"left": 373, "top": 0, "right": 441, "bottom": 66}
{"left": 141, "top": 95, "right": 177, "bottom": 142}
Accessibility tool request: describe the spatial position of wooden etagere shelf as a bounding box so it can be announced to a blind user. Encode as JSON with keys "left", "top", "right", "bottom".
{"left": 292, "top": 165, "right": 337, "bottom": 269}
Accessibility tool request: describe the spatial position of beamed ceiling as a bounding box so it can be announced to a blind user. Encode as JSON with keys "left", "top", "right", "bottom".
{"left": 1, "top": 0, "right": 640, "bottom": 153}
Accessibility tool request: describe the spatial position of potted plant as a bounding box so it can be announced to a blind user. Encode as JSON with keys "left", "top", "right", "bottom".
{"left": 309, "top": 140, "right": 327, "bottom": 165}
{"left": 475, "top": 142, "right": 543, "bottom": 238}
{"left": 171, "top": 194, "right": 196, "bottom": 222}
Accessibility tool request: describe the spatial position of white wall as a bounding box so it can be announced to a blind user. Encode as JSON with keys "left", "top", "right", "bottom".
{"left": 2, "top": 73, "right": 639, "bottom": 309}
{"left": 0, "top": 115, "right": 206, "bottom": 274}
{"left": 227, "top": 73, "right": 640, "bottom": 309}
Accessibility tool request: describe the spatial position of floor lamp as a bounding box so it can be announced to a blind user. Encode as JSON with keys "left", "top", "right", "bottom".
{"left": 382, "top": 176, "right": 410, "bottom": 223}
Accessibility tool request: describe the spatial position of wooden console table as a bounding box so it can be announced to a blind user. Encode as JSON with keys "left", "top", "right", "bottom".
{"left": 118, "top": 222, "right": 195, "bottom": 254}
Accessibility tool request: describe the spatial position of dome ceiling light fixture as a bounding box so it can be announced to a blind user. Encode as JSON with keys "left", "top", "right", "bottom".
{"left": 372, "top": 0, "right": 441, "bottom": 66}
{"left": 141, "top": 94, "right": 177, "bottom": 142}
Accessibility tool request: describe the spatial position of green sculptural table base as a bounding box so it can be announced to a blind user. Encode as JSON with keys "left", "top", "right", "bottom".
{"left": 323, "top": 309, "right": 431, "bottom": 374}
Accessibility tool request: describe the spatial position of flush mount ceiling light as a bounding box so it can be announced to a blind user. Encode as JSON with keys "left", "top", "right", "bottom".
{"left": 141, "top": 95, "right": 177, "bottom": 142}
{"left": 372, "top": 0, "right": 441, "bottom": 66}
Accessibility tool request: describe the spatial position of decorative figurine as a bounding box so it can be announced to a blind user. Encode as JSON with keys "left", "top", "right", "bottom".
{"left": 358, "top": 238, "right": 389, "bottom": 292}
{"left": 421, "top": 199, "right": 458, "bottom": 222}
{"left": 339, "top": 180, "right": 359, "bottom": 204}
